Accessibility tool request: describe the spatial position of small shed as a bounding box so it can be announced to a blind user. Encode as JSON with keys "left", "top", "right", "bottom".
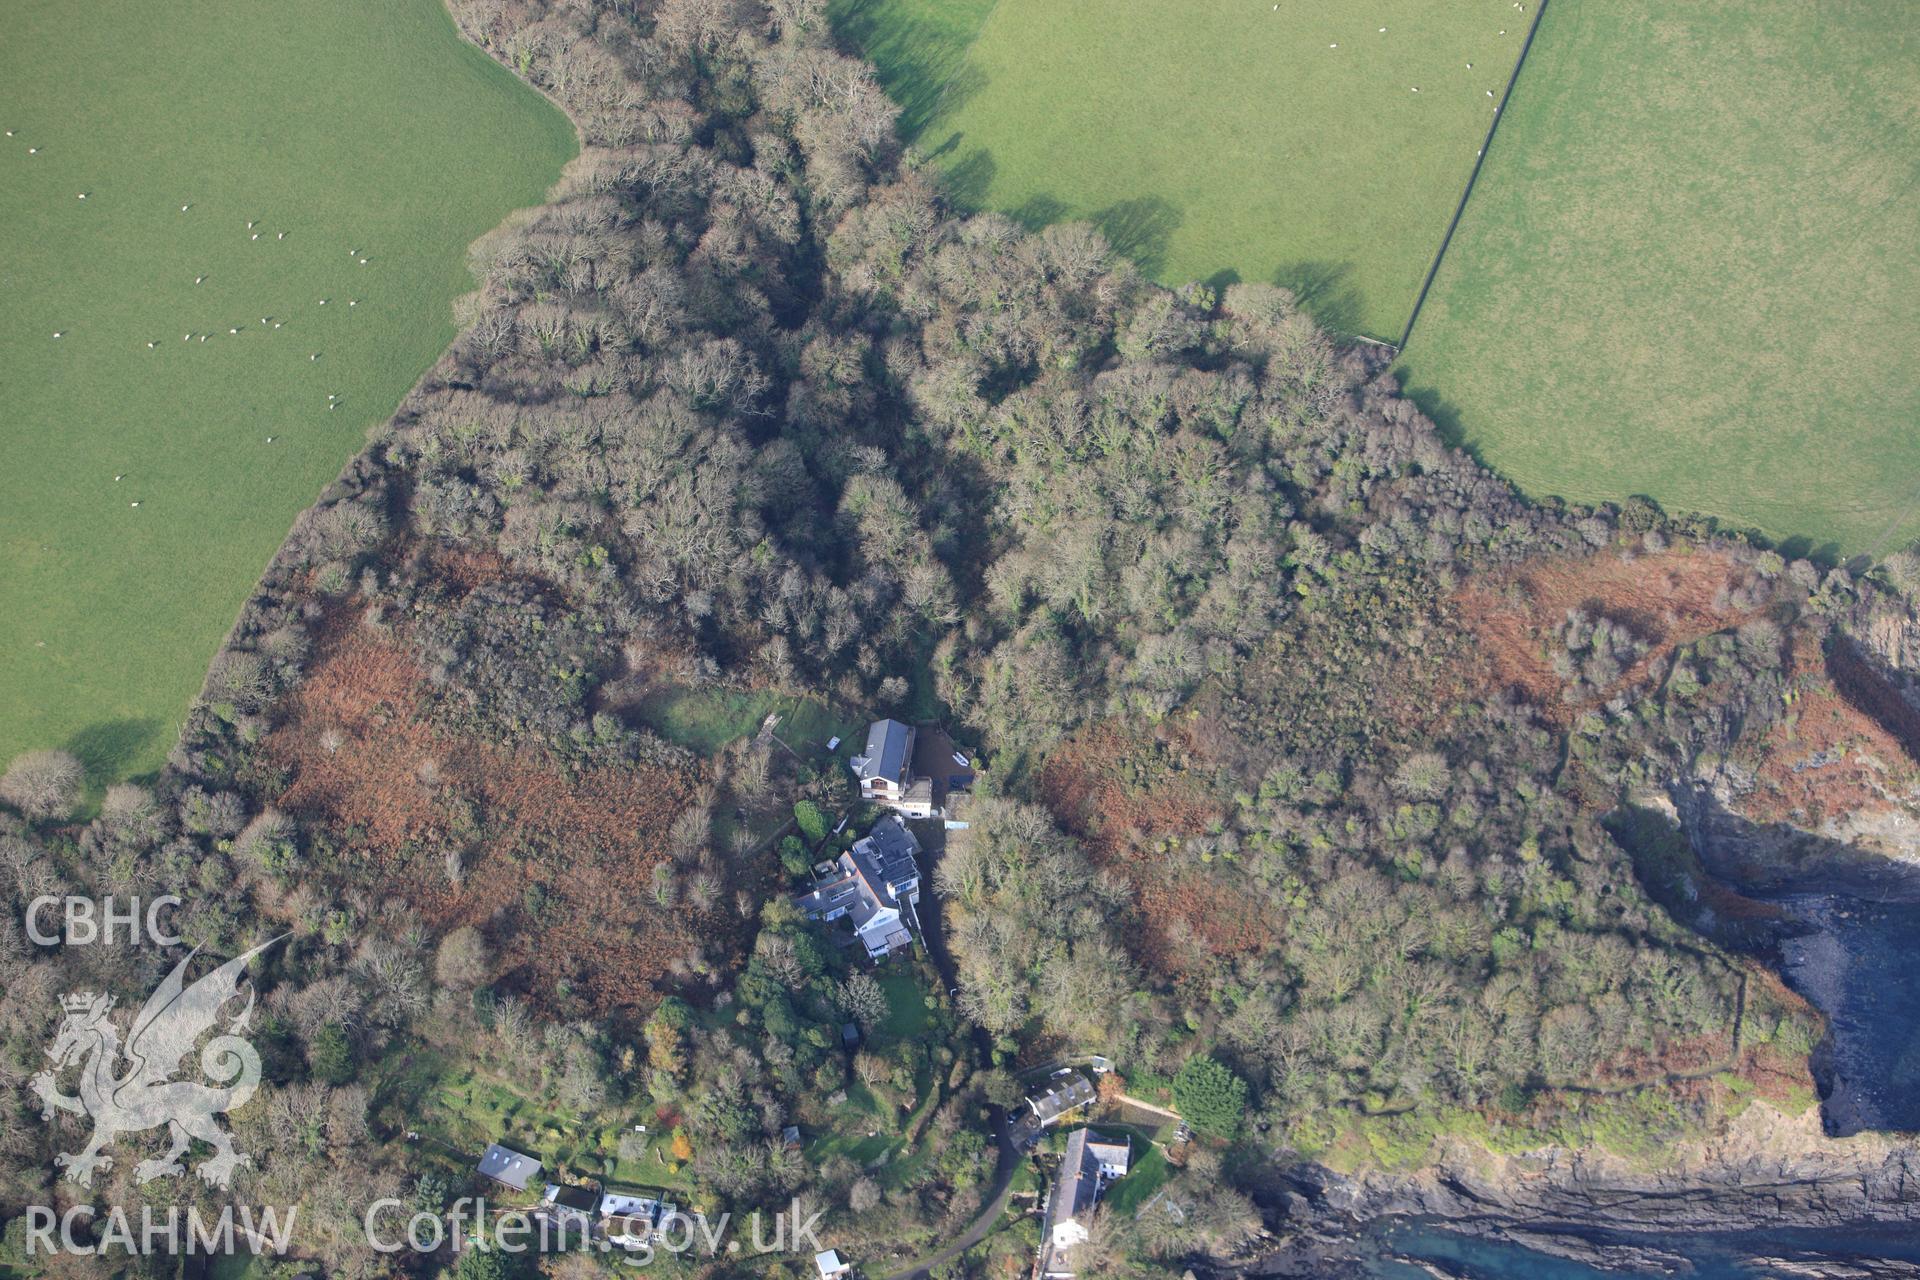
{"left": 816, "top": 1250, "right": 852, "bottom": 1278}
{"left": 840, "top": 1022, "right": 860, "bottom": 1047}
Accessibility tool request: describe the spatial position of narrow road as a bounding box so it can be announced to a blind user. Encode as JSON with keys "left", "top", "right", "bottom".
{"left": 876, "top": 1108, "right": 1021, "bottom": 1280}
{"left": 877, "top": 832, "right": 1028, "bottom": 1280}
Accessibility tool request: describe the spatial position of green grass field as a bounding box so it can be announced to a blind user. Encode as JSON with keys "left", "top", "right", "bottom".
{"left": 1398, "top": 0, "right": 1920, "bottom": 557}
{"left": 634, "top": 685, "right": 861, "bottom": 761}
{"left": 0, "top": 0, "right": 575, "bottom": 785}
{"left": 833, "top": 0, "right": 1530, "bottom": 339}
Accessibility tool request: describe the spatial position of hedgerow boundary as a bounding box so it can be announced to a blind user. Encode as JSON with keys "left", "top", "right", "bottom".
{"left": 1397, "top": 0, "right": 1552, "bottom": 350}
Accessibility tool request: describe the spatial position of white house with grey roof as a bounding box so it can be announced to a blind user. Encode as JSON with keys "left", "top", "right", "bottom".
{"left": 1040, "top": 1129, "right": 1132, "bottom": 1277}
{"left": 792, "top": 815, "right": 923, "bottom": 958}
{"left": 850, "top": 719, "right": 935, "bottom": 818}
{"left": 602, "top": 1191, "right": 676, "bottom": 1248}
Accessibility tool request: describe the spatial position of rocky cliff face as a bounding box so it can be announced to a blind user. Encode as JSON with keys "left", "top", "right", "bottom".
{"left": 1652, "top": 771, "right": 1920, "bottom": 900}
{"left": 1243, "top": 1105, "right": 1920, "bottom": 1277}
{"left": 1640, "top": 612, "right": 1920, "bottom": 897}
{"left": 1329, "top": 1103, "right": 1918, "bottom": 1228}
{"left": 1232, "top": 616, "right": 1920, "bottom": 1278}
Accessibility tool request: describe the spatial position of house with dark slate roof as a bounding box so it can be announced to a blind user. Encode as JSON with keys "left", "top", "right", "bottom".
{"left": 850, "top": 719, "right": 934, "bottom": 817}
{"left": 477, "top": 1143, "right": 542, "bottom": 1193}
{"left": 1040, "top": 1129, "right": 1132, "bottom": 1278}
{"left": 1025, "top": 1071, "right": 1096, "bottom": 1127}
{"left": 792, "top": 814, "right": 924, "bottom": 958}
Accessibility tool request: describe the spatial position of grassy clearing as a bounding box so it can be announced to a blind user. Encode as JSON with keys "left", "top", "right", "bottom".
{"left": 0, "top": 0, "right": 575, "bottom": 784}
{"left": 421, "top": 1056, "right": 683, "bottom": 1189}
{"left": 1399, "top": 0, "right": 1920, "bottom": 557}
{"left": 833, "top": 0, "right": 1528, "bottom": 339}
{"left": 634, "top": 687, "right": 785, "bottom": 753}
{"left": 634, "top": 685, "right": 861, "bottom": 762}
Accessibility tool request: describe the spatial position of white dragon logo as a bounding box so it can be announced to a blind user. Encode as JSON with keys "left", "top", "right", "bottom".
{"left": 31, "top": 938, "right": 282, "bottom": 1189}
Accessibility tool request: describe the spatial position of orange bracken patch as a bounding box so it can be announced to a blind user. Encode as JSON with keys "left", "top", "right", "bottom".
{"left": 1041, "top": 721, "right": 1223, "bottom": 852}
{"left": 263, "top": 606, "right": 721, "bottom": 1020}
{"left": 1040, "top": 720, "right": 1245, "bottom": 977}
{"left": 1743, "top": 634, "right": 1919, "bottom": 828}
{"left": 1453, "top": 548, "right": 1756, "bottom": 721}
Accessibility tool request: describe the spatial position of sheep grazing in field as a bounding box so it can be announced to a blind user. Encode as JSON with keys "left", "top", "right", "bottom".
{"left": 146, "top": 341, "right": 156, "bottom": 349}
{"left": 250, "top": 233, "right": 259, "bottom": 240}
{"left": 228, "top": 327, "right": 239, "bottom": 334}
{"left": 348, "top": 300, "right": 357, "bottom": 307}
{"left": 310, "top": 353, "right": 320, "bottom": 361}
{"left": 199, "top": 335, "right": 208, "bottom": 342}
{"left": 358, "top": 258, "right": 368, "bottom": 265}
{"left": 195, "top": 275, "right": 205, "bottom": 284}
{"left": 318, "top": 298, "right": 328, "bottom": 305}
{"left": 76, "top": 192, "right": 87, "bottom": 200}
{"left": 114, "top": 475, "right": 123, "bottom": 481}
{"left": 27, "top": 147, "right": 39, "bottom": 155}
{"left": 181, "top": 204, "right": 190, "bottom": 212}
{"left": 3, "top": 131, "right": 11, "bottom": 137}
{"left": 130, "top": 501, "right": 140, "bottom": 508}
{"left": 276, "top": 232, "right": 285, "bottom": 240}
{"left": 51, "top": 331, "right": 64, "bottom": 339}
{"left": 272, "top": 322, "right": 282, "bottom": 329}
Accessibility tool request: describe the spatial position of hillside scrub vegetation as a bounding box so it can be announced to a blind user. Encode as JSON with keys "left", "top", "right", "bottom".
{"left": 0, "top": 1, "right": 1906, "bottom": 1277}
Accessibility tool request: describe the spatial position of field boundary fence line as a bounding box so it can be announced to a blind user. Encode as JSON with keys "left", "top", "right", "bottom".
{"left": 1397, "top": 0, "right": 1554, "bottom": 350}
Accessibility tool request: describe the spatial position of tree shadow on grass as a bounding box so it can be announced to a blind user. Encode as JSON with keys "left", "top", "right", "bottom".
{"left": 1090, "top": 197, "right": 1183, "bottom": 279}
{"left": 1389, "top": 358, "right": 1471, "bottom": 453}
{"left": 938, "top": 147, "right": 997, "bottom": 211}
{"left": 832, "top": 0, "right": 993, "bottom": 142}
{"left": 1273, "top": 260, "right": 1368, "bottom": 340}
{"left": 64, "top": 718, "right": 164, "bottom": 788}
{"left": 1008, "top": 194, "right": 1068, "bottom": 230}
{"left": 923, "top": 130, "right": 964, "bottom": 162}
{"left": 1773, "top": 535, "right": 1844, "bottom": 568}
{"left": 1204, "top": 268, "right": 1242, "bottom": 298}
{"left": 1002, "top": 195, "right": 1184, "bottom": 280}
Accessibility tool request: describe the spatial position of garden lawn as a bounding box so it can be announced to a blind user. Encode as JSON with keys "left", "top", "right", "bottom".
{"left": 0, "top": 0, "right": 574, "bottom": 785}
{"left": 1398, "top": 0, "right": 1920, "bottom": 557}
{"left": 877, "top": 969, "right": 932, "bottom": 1038}
{"left": 833, "top": 0, "right": 1530, "bottom": 339}
{"left": 1100, "top": 1142, "right": 1170, "bottom": 1217}
{"left": 426, "top": 1060, "right": 682, "bottom": 1188}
